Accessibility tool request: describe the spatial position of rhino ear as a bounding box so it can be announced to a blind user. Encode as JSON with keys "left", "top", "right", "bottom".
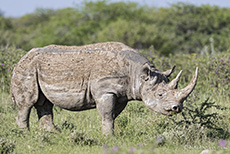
{"left": 141, "top": 63, "right": 151, "bottom": 81}
{"left": 161, "top": 65, "right": 176, "bottom": 77}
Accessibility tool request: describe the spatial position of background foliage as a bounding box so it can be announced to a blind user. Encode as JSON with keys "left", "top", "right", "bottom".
{"left": 0, "top": 1, "right": 230, "bottom": 153}
{"left": 1, "top": 1, "right": 230, "bottom": 55}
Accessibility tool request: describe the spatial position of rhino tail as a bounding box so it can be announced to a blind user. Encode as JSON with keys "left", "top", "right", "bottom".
{"left": 10, "top": 90, "right": 16, "bottom": 106}
{"left": 10, "top": 78, "right": 17, "bottom": 107}
{"left": 10, "top": 67, "right": 16, "bottom": 106}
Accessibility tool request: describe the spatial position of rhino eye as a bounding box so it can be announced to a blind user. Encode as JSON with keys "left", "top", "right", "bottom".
{"left": 157, "top": 90, "right": 166, "bottom": 98}
{"left": 158, "top": 91, "right": 166, "bottom": 97}
{"left": 158, "top": 94, "right": 163, "bottom": 97}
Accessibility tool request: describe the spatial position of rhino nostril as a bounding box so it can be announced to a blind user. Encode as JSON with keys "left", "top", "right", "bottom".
{"left": 172, "top": 105, "right": 179, "bottom": 111}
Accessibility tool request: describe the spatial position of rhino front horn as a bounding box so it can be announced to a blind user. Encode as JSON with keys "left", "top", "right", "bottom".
{"left": 178, "top": 67, "right": 199, "bottom": 101}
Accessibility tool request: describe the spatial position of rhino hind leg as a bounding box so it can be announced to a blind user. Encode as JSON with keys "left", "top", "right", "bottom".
{"left": 34, "top": 99, "right": 55, "bottom": 131}
{"left": 12, "top": 70, "right": 39, "bottom": 130}
{"left": 16, "top": 105, "right": 33, "bottom": 129}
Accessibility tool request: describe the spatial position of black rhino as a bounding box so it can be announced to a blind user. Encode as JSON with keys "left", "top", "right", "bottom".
{"left": 11, "top": 42, "right": 198, "bottom": 135}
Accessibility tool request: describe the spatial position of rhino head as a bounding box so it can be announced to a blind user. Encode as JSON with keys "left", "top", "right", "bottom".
{"left": 140, "top": 64, "right": 198, "bottom": 116}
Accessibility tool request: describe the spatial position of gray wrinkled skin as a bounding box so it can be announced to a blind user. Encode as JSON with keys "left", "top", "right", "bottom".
{"left": 11, "top": 42, "right": 198, "bottom": 135}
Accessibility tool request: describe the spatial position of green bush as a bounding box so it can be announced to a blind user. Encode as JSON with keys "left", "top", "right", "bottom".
{"left": 0, "top": 46, "right": 26, "bottom": 92}
{"left": 160, "top": 98, "right": 229, "bottom": 145}
{"left": 1, "top": 1, "right": 230, "bottom": 55}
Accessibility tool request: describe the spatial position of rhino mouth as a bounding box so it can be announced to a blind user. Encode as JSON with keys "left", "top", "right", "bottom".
{"left": 163, "top": 108, "right": 180, "bottom": 116}
{"left": 163, "top": 104, "right": 182, "bottom": 115}
{"left": 163, "top": 110, "right": 173, "bottom": 116}
{"left": 157, "top": 109, "right": 172, "bottom": 116}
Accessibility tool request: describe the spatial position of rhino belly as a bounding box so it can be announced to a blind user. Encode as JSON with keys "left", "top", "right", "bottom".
{"left": 38, "top": 79, "right": 95, "bottom": 111}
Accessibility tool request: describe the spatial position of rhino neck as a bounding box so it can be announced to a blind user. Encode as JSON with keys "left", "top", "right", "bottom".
{"left": 130, "top": 78, "right": 142, "bottom": 101}
{"left": 119, "top": 50, "right": 149, "bottom": 101}
{"left": 127, "top": 64, "right": 143, "bottom": 101}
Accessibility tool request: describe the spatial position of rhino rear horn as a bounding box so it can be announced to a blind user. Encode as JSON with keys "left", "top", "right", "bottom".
{"left": 161, "top": 65, "right": 176, "bottom": 77}
{"left": 168, "top": 70, "right": 183, "bottom": 89}
{"left": 178, "top": 67, "right": 199, "bottom": 101}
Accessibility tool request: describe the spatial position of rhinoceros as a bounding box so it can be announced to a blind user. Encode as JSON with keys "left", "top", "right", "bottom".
{"left": 11, "top": 42, "right": 198, "bottom": 135}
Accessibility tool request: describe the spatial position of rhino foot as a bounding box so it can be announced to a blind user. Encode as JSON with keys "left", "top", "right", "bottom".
{"left": 16, "top": 117, "right": 29, "bottom": 130}
{"left": 38, "top": 115, "right": 56, "bottom": 131}
{"left": 35, "top": 99, "right": 56, "bottom": 131}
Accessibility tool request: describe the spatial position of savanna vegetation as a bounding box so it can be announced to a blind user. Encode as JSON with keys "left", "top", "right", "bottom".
{"left": 0, "top": 1, "right": 230, "bottom": 153}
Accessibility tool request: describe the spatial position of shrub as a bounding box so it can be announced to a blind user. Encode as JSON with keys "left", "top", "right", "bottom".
{"left": 160, "top": 98, "right": 229, "bottom": 145}
{"left": 1, "top": 2, "right": 230, "bottom": 55}
{"left": 0, "top": 46, "right": 26, "bottom": 92}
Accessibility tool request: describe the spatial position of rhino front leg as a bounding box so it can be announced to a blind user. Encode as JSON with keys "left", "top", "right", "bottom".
{"left": 96, "top": 93, "right": 116, "bottom": 135}
{"left": 34, "top": 99, "right": 55, "bottom": 131}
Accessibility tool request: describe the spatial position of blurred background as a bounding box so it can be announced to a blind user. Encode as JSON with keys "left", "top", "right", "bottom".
{"left": 1, "top": 0, "right": 230, "bottom": 17}
{"left": 0, "top": 0, "right": 230, "bottom": 55}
